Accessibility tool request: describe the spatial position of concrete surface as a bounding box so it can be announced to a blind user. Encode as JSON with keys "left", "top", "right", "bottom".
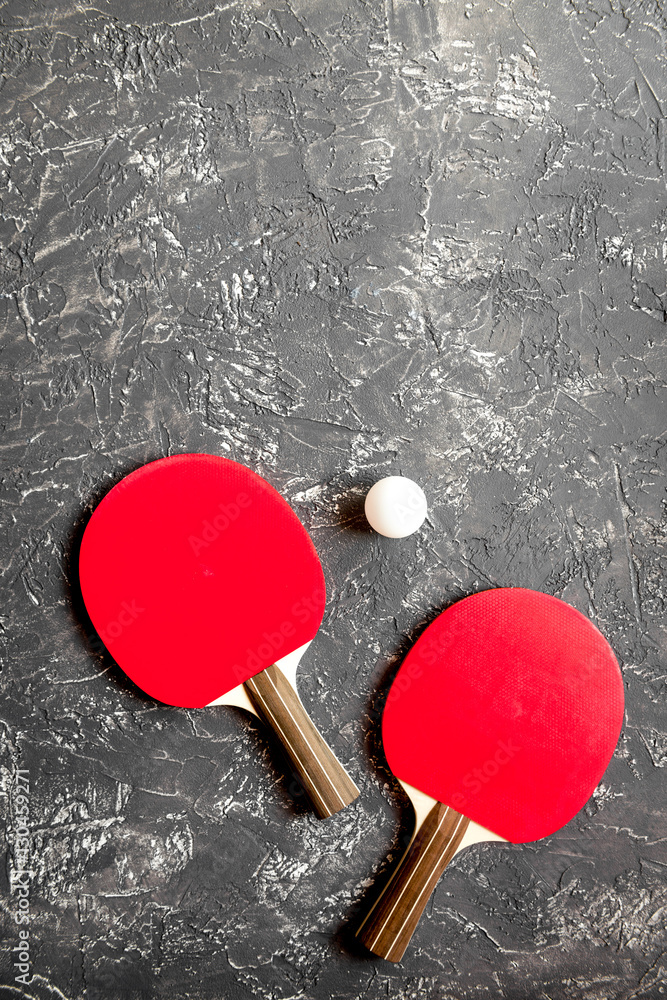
{"left": 1, "top": 1, "right": 666, "bottom": 997}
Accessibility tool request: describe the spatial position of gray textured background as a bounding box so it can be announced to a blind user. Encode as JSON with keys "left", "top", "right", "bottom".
{"left": 1, "top": 0, "right": 666, "bottom": 997}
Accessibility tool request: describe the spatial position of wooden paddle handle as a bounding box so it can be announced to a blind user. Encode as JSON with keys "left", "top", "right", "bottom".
{"left": 243, "top": 664, "right": 359, "bottom": 819}
{"left": 358, "top": 802, "right": 470, "bottom": 961}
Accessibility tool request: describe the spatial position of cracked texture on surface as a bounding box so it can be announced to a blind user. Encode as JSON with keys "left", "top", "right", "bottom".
{"left": 0, "top": 0, "right": 665, "bottom": 997}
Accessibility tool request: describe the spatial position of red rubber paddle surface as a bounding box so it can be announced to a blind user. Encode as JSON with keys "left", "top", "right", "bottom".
{"left": 382, "top": 589, "right": 624, "bottom": 843}
{"left": 79, "top": 454, "right": 326, "bottom": 708}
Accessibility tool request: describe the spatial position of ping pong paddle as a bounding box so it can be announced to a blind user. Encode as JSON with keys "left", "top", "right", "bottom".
{"left": 358, "top": 588, "right": 624, "bottom": 961}
{"left": 78, "top": 453, "right": 359, "bottom": 819}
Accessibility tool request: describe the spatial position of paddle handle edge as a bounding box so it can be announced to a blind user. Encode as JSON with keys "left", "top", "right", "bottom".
{"left": 244, "top": 664, "right": 359, "bottom": 819}
{"left": 358, "top": 801, "right": 470, "bottom": 962}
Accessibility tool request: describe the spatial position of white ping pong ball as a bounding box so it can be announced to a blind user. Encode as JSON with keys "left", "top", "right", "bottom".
{"left": 364, "top": 476, "right": 427, "bottom": 538}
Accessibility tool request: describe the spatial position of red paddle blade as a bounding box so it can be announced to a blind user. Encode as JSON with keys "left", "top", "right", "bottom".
{"left": 78, "top": 455, "right": 326, "bottom": 708}
{"left": 382, "top": 589, "right": 624, "bottom": 843}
